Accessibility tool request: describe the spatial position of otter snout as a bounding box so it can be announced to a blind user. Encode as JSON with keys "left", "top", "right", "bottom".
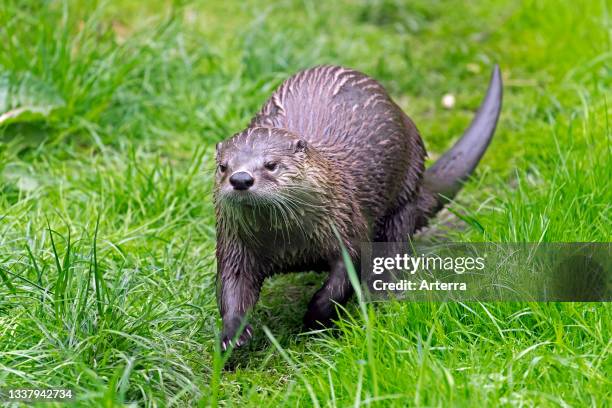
{"left": 229, "top": 171, "right": 254, "bottom": 190}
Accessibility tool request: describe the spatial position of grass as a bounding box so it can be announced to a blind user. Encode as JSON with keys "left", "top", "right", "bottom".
{"left": 0, "top": 0, "right": 610, "bottom": 406}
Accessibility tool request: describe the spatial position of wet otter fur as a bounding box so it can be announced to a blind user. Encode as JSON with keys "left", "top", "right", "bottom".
{"left": 214, "top": 65, "right": 502, "bottom": 350}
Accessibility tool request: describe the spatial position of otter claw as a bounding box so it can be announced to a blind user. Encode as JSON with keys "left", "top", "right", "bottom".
{"left": 221, "top": 324, "right": 253, "bottom": 351}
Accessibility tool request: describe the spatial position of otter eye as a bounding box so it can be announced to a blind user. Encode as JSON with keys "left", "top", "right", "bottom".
{"left": 218, "top": 163, "right": 227, "bottom": 173}
{"left": 264, "top": 161, "right": 278, "bottom": 171}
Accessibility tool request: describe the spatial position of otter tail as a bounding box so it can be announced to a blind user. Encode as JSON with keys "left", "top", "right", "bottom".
{"left": 418, "top": 65, "right": 503, "bottom": 225}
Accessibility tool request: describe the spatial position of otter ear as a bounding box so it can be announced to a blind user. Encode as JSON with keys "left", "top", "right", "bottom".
{"left": 293, "top": 139, "right": 307, "bottom": 153}
{"left": 215, "top": 142, "right": 222, "bottom": 159}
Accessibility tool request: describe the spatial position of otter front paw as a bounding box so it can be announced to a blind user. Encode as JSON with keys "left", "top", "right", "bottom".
{"left": 303, "top": 307, "right": 335, "bottom": 331}
{"left": 221, "top": 324, "right": 253, "bottom": 351}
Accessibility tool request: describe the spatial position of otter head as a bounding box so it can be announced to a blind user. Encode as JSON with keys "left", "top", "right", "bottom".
{"left": 214, "top": 127, "right": 310, "bottom": 210}
{"left": 214, "top": 127, "right": 318, "bottom": 240}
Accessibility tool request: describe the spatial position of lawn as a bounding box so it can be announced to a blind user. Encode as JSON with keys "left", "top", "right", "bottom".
{"left": 0, "top": 0, "right": 610, "bottom": 406}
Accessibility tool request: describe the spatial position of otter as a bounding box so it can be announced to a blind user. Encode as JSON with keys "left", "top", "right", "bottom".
{"left": 214, "top": 65, "right": 502, "bottom": 350}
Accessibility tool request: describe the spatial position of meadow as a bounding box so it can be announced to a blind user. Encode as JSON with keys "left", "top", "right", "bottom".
{"left": 0, "top": 0, "right": 610, "bottom": 406}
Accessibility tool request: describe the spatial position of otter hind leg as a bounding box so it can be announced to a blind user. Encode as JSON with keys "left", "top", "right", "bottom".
{"left": 375, "top": 175, "right": 438, "bottom": 242}
{"left": 375, "top": 202, "right": 421, "bottom": 242}
{"left": 303, "top": 257, "right": 355, "bottom": 330}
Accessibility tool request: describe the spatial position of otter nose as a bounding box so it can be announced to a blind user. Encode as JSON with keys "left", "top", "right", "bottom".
{"left": 229, "top": 171, "right": 254, "bottom": 190}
